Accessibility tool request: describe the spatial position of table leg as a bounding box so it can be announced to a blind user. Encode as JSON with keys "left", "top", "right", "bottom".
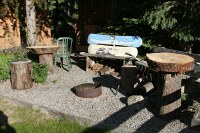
{"left": 39, "top": 53, "right": 53, "bottom": 74}
{"left": 156, "top": 72, "right": 182, "bottom": 118}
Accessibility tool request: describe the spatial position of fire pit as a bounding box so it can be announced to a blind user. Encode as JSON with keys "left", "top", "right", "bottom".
{"left": 74, "top": 82, "right": 102, "bottom": 98}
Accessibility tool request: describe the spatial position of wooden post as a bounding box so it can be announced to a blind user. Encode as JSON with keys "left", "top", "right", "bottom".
{"left": 157, "top": 73, "right": 182, "bottom": 116}
{"left": 147, "top": 53, "right": 194, "bottom": 118}
{"left": 11, "top": 60, "right": 33, "bottom": 90}
{"left": 121, "top": 65, "right": 138, "bottom": 95}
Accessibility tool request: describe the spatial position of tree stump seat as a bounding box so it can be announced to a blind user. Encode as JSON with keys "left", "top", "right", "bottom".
{"left": 146, "top": 52, "right": 194, "bottom": 118}
{"left": 11, "top": 60, "right": 33, "bottom": 90}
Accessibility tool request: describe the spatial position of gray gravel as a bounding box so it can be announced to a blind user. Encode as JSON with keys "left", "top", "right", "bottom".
{"left": 0, "top": 59, "right": 199, "bottom": 133}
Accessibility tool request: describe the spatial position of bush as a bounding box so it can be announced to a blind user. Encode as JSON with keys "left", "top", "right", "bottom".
{"left": 13, "top": 47, "right": 29, "bottom": 60}
{"left": 0, "top": 54, "right": 15, "bottom": 80}
{"left": 32, "top": 62, "right": 49, "bottom": 83}
{"left": 0, "top": 48, "right": 49, "bottom": 83}
{"left": 0, "top": 47, "right": 29, "bottom": 81}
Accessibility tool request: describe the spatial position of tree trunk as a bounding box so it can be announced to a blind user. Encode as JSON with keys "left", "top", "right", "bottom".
{"left": 26, "top": 0, "right": 36, "bottom": 46}
{"left": 11, "top": 60, "right": 33, "bottom": 90}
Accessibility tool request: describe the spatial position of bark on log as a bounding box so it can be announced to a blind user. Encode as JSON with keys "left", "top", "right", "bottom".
{"left": 157, "top": 73, "right": 182, "bottom": 116}
{"left": 11, "top": 60, "right": 33, "bottom": 90}
{"left": 121, "top": 65, "right": 138, "bottom": 95}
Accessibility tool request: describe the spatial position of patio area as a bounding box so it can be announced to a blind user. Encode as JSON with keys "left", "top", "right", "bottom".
{"left": 0, "top": 57, "right": 199, "bottom": 133}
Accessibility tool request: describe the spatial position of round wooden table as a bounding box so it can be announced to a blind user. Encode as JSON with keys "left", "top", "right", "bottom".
{"left": 147, "top": 52, "right": 194, "bottom": 118}
{"left": 27, "top": 46, "right": 60, "bottom": 73}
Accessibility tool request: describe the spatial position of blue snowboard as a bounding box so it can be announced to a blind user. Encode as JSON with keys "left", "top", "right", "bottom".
{"left": 88, "top": 34, "right": 142, "bottom": 47}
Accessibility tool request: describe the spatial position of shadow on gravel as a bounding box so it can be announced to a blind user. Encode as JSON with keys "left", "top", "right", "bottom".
{"left": 82, "top": 99, "right": 169, "bottom": 133}
{"left": 82, "top": 90, "right": 200, "bottom": 133}
{"left": 0, "top": 110, "right": 16, "bottom": 133}
{"left": 71, "top": 54, "right": 86, "bottom": 71}
{"left": 93, "top": 75, "right": 127, "bottom": 96}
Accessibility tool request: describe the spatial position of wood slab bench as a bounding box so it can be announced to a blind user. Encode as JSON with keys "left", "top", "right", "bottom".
{"left": 81, "top": 53, "right": 137, "bottom": 70}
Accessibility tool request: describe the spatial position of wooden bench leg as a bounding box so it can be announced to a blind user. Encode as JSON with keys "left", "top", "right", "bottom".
{"left": 86, "top": 57, "right": 92, "bottom": 71}
{"left": 121, "top": 65, "right": 138, "bottom": 95}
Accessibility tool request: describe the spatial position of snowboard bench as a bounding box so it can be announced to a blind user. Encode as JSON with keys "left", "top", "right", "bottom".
{"left": 135, "top": 46, "right": 200, "bottom": 79}
{"left": 82, "top": 34, "right": 142, "bottom": 71}
{"left": 81, "top": 53, "right": 137, "bottom": 72}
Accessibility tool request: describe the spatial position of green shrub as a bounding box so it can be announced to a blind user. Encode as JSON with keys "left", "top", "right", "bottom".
{"left": 0, "top": 47, "right": 29, "bottom": 81}
{"left": 0, "top": 48, "right": 49, "bottom": 83}
{"left": 13, "top": 47, "right": 29, "bottom": 60}
{"left": 0, "top": 54, "right": 15, "bottom": 80}
{"left": 32, "top": 62, "right": 49, "bottom": 83}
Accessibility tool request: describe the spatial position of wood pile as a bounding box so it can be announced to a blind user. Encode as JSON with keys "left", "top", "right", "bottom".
{"left": 87, "top": 60, "right": 119, "bottom": 76}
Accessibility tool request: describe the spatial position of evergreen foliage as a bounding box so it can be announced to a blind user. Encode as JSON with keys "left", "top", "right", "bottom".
{"left": 48, "top": 0, "right": 78, "bottom": 38}
{"left": 0, "top": 0, "right": 199, "bottom": 52}
{"left": 100, "top": 0, "right": 200, "bottom": 52}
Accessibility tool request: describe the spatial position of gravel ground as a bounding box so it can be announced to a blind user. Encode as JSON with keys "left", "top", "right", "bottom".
{"left": 0, "top": 58, "right": 199, "bottom": 133}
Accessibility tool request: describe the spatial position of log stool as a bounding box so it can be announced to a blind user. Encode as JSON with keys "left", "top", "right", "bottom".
{"left": 11, "top": 60, "right": 33, "bottom": 90}
{"left": 147, "top": 53, "right": 194, "bottom": 118}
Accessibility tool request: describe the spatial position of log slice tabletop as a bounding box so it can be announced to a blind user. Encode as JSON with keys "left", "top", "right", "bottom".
{"left": 27, "top": 45, "right": 60, "bottom": 54}
{"left": 147, "top": 52, "right": 195, "bottom": 73}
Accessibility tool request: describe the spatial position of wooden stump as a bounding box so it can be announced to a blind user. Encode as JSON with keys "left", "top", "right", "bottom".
{"left": 147, "top": 53, "right": 194, "bottom": 118}
{"left": 121, "top": 65, "right": 138, "bottom": 95}
{"left": 26, "top": 45, "right": 60, "bottom": 74}
{"left": 39, "top": 54, "right": 53, "bottom": 73}
{"left": 11, "top": 60, "right": 33, "bottom": 90}
{"left": 157, "top": 73, "right": 182, "bottom": 116}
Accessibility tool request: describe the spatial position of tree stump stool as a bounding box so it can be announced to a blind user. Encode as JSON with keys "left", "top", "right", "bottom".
{"left": 147, "top": 53, "right": 194, "bottom": 118}
{"left": 11, "top": 60, "right": 33, "bottom": 90}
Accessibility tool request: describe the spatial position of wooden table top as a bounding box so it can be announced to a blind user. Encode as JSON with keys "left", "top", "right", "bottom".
{"left": 146, "top": 52, "right": 195, "bottom": 73}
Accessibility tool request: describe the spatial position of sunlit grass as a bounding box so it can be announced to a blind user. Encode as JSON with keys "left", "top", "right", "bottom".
{"left": 0, "top": 98, "right": 108, "bottom": 133}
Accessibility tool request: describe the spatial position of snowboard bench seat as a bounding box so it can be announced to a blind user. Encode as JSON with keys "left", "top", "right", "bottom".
{"left": 81, "top": 52, "right": 137, "bottom": 65}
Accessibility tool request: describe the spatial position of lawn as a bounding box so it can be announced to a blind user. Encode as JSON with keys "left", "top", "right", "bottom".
{"left": 0, "top": 98, "right": 107, "bottom": 133}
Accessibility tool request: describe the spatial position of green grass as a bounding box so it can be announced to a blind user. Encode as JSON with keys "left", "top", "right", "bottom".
{"left": 11, "top": 119, "right": 101, "bottom": 133}
{"left": 0, "top": 98, "right": 108, "bottom": 133}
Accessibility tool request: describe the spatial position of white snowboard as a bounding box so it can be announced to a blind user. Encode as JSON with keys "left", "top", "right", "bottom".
{"left": 88, "top": 44, "right": 138, "bottom": 57}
